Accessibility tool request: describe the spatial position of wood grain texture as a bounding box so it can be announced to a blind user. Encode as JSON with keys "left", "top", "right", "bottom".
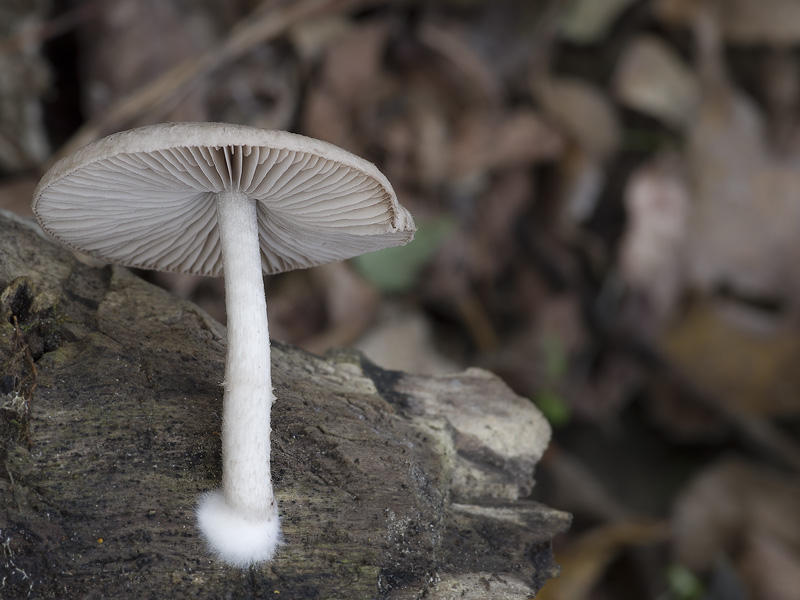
{"left": 0, "top": 211, "right": 569, "bottom": 599}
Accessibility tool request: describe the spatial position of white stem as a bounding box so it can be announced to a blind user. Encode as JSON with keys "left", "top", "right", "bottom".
{"left": 196, "top": 190, "right": 280, "bottom": 567}
{"left": 217, "top": 190, "right": 274, "bottom": 517}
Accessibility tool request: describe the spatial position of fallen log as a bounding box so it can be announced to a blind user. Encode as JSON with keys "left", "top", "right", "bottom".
{"left": 0, "top": 210, "right": 569, "bottom": 599}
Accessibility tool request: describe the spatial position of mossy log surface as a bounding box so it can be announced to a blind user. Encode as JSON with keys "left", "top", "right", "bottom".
{"left": 0, "top": 211, "right": 569, "bottom": 599}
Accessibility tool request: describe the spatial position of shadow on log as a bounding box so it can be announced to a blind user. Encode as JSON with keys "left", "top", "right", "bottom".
{"left": 0, "top": 211, "right": 570, "bottom": 599}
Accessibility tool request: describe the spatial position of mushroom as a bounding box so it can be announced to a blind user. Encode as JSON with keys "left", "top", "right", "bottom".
{"left": 32, "top": 122, "right": 416, "bottom": 567}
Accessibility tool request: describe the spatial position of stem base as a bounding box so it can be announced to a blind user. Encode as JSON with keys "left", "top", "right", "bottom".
{"left": 196, "top": 489, "right": 281, "bottom": 568}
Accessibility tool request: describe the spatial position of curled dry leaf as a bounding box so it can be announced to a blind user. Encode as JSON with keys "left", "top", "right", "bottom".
{"left": 536, "top": 520, "right": 669, "bottom": 600}
{"left": 738, "top": 532, "right": 800, "bottom": 600}
{"left": 354, "top": 303, "right": 460, "bottom": 376}
{"left": 684, "top": 51, "right": 800, "bottom": 311}
{"left": 689, "top": 146, "right": 800, "bottom": 311}
{"left": 418, "top": 20, "right": 503, "bottom": 107}
{"left": 660, "top": 297, "right": 800, "bottom": 419}
{"left": 533, "top": 76, "right": 619, "bottom": 223}
{"left": 557, "top": 152, "right": 607, "bottom": 224}
{"left": 613, "top": 35, "right": 700, "bottom": 129}
{"left": 448, "top": 108, "right": 563, "bottom": 181}
{"left": 673, "top": 460, "right": 800, "bottom": 585}
{"left": 534, "top": 76, "right": 620, "bottom": 162}
{"left": 670, "top": 5, "right": 800, "bottom": 442}
{"left": 618, "top": 154, "right": 689, "bottom": 334}
{"left": 655, "top": 289, "right": 800, "bottom": 467}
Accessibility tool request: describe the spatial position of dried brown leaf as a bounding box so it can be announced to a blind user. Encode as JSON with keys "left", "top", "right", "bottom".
{"left": 354, "top": 304, "right": 460, "bottom": 375}
{"left": 613, "top": 35, "right": 700, "bottom": 129}
{"left": 661, "top": 298, "right": 800, "bottom": 419}
{"left": 537, "top": 520, "right": 669, "bottom": 600}
{"left": 738, "top": 532, "right": 800, "bottom": 600}
{"left": 687, "top": 110, "right": 800, "bottom": 308}
{"left": 418, "top": 20, "right": 503, "bottom": 106}
{"left": 532, "top": 76, "right": 619, "bottom": 223}
{"left": 682, "top": 27, "right": 800, "bottom": 310}
{"left": 618, "top": 154, "right": 689, "bottom": 333}
{"left": 673, "top": 460, "right": 800, "bottom": 576}
{"left": 534, "top": 76, "right": 620, "bottom": 162}
{"left": 448, "top": 109, "right": 563, "bottom": 180}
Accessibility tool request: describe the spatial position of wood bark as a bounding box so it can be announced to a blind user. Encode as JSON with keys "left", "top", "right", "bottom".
{"left": 0, "top": 211, "right": 570, "bottom": 599}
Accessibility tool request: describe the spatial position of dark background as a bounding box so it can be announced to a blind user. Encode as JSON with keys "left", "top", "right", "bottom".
{"left": 2, "top": 1, "right": 800, "bottom": 598}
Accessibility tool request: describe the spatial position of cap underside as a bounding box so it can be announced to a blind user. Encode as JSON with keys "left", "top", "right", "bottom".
{"left": 33, "top": 123, "right": 415, "bottom": 276}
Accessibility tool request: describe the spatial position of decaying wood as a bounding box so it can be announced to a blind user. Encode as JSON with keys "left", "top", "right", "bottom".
{"left": 0, "top": 210, "right": 569, "bottom": 599}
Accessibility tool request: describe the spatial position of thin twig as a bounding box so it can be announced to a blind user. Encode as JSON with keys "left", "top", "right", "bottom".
{"left": 0, "top": 0, "right": 100, "bottom": 57}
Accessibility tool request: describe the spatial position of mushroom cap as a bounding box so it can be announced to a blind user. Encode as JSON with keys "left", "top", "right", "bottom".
{"left": 33, "top": 122, "right": 416, "bottom": 276}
